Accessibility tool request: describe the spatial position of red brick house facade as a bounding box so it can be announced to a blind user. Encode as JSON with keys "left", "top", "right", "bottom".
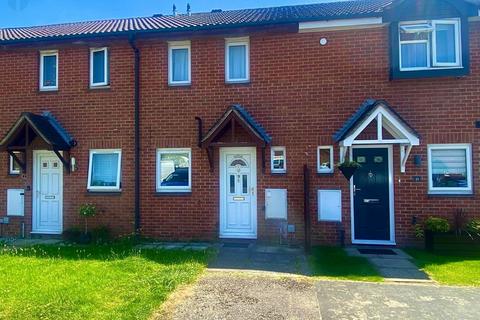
{"left": 0, "top": 0, "right": 479, "bottom": 246}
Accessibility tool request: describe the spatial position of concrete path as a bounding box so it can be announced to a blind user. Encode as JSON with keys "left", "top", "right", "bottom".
{"left": 316, "top": 280, "right": 480, "bottom": 320}
{"left": 0, "top": 238, "right": 63, "bottom": 247}
{"left": 208, "top": 243, "right": 311, "bottom": 275}
{"left": 345, "top": 247, "right": 431, "bottom": 283}
{"left": 158, "top": 271, "right": 321, "bottom": 320}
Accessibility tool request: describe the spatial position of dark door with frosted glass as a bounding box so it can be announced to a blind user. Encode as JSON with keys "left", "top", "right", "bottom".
{"left": 353, "top": 148, "right": 390, "bottom": 241}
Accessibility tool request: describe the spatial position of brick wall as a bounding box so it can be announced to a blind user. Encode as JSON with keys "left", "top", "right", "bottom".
{"left": 0, "top": 22, "right": 479, "bottom": 245}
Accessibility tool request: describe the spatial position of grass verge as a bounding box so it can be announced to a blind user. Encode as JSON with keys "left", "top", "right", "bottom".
{"left": 0, "top": 242, "right": 211, "bottom": 320}
{"left": 405, "top": 248, "right": 480, "bottom": 287}
{"left": 309, "top": 246, "right": 382, "bottom": 282}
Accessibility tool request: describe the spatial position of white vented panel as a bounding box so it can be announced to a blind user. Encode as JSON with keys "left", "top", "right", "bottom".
{"left": 265, "top": 189, "right": 287, "bottom": 220}
{"left": 318, "top": 190, "right": 341, "bottom": 222}
{"left": 7, "top": 189, "right": 24, "bottom": 216}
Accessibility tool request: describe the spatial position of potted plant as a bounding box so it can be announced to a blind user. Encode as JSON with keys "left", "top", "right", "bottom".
{"left": 79, "top": 203, "right": 97, "bottom": 244}
{"left": 337, "top": 160, "right": 361, "bottom": 181}
{"left": 422, "top": 217, "right": 450, "bottom": 251}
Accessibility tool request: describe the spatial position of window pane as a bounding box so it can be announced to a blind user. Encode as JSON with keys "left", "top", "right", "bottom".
{"left": 172, "top": 48, "right": 189, "bottom": 82}
{"left": 401, "top": 43, "right": 428, "bottom": 69}
{"left": 92, "top": 50, "right": 106, "bottom": 84}
{"left": 272, "top": 150, "right": 285, "bottom": 170}
{"left": 160, "top": 152, "right": 190, "bottom": 187}
{"left": 435, "top": 24, "right": 456, "bottom": 63}
{"left": 319, "top": 149, "right": 331, "bottom": 170}
{"left": 229, "top": 175, "right": 235, "bottom": 194}
{"left": 242, "top": 175, "right": 248, "bottom": 194}
{"left": 91, "top": 153, "right": 119, "bottom": 187}
{"left": 228, "top": 45, "right": 246, "bottom": 80}
{"left": 431, "top": 149, "right": 468, "bottom": 188}
{"left": 43, "top": 55, "right": 57, "bottom": 87}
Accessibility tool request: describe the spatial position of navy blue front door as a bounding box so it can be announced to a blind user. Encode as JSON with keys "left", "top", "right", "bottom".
{"left": 353, "top": 148, "right": 390, "bottom": 241}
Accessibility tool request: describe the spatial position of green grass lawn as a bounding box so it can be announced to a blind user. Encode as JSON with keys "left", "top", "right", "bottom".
{"left": 0, "top": 243, "right": 211, "bottom": 320}
{"left": 309, "top": 246, "right": 382, "bottom": 282}
{"left": 405, "top": 249, "right": 480, "bottom": 287}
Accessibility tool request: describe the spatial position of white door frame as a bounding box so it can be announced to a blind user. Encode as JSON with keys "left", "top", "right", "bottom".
{"left": 350, "top": 145, "right": 395, "bottom": 245}
{"left": 32, "top": 150, "right": 64, "bottom": 234}
{"left": 219, "top": 147, "right": 257, "bottom": 239}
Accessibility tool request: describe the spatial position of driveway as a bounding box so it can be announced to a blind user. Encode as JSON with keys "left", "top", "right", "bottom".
{"left": 316, "top": 281, "right": 480, "bottom": 320}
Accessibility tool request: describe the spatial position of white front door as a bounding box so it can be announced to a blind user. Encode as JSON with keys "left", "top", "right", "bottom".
{"left": 220, "top": 147, "right": 257, "bottom": 239}
{"left": 32, "top": 151, "right": 63, "bottom": 234}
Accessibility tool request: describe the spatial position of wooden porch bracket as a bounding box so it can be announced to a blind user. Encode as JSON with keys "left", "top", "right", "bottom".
{"left": 195, "top": 117, "right": 203, "bottom": 148}
{"left": 206, "top": 147, "right": 214, "bottom": 172}
{"left": 261, "top": 146, "right": 266, "bottom": 174}
{"left": 53, "top": 149, "right": 71, "bottom": 173}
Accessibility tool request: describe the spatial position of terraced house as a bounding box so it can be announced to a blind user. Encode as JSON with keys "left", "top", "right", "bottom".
{"left": 0, "top": 0, "right": 479, "bottom": 246}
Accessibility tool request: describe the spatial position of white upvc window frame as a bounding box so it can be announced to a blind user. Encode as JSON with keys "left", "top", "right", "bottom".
{"left": 225, "top": 37, "right": 250, "bottom": 83}
{"left": 90, "top": 47, "right": 109, "bottom": 87}
{"left": 168, "top": 41, "right": 191, "bottom": 86}
{"left": 271, "top": 146, "right": 286, "bottom": 174}
{"left": 427, "top": 144, "right": 472, "bottom": 195}
{"left": 9, "top": 152, "right": 21, "bottom": 175}
{"left": 398, "top": 18, "right": 461, "bottom": 71}
{"left": 87, "top": 149, "right": 122, "bottom": 191}
{"left": 39, "top": 50, "right": 59, "bottom": 91}
{"left": 156, "top": 148, "right": 192, "bottom": 192}
{"left": 317, "top": 146, "right": 334, "bottom": 174}
{"left": 432, "top": 19, "right": 461, "bottom": 67}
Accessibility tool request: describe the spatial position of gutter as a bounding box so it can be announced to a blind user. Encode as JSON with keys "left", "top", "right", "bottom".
{"left": 129, "top": 34, "right": 141, "bottom": 235}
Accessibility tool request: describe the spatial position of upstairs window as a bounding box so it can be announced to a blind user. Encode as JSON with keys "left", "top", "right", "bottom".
{"left": 428, "top": 144, "right": 472, "bottom": 195}
{"left": 225, "top": 37, "right": 249, "bottom": 83}
{"left": 40, "top": 50, "right": 58, "bottom": 91}
{"left": 87, "top": 149, "right": 122, "bottom": 191}
{"left": 90, "top": 47, "right": 109, "bottom": 87}
{"left": 399, "top": 19, "right": 461, "bottom": 71}
{"left": 168, "top": 41, "right": 191, "bottom": 85}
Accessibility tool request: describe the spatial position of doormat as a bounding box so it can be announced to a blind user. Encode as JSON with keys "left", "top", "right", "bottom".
{"left": 358, "top": 248, "right": 397, "bottom": 255}
{"left": 222, "top": 243, "right": 250, "bottom": 248}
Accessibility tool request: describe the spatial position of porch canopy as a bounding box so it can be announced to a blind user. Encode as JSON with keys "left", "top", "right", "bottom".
{"left": 334, "top": 99, "right": 420, "bottom": 173}
{"left": 199, "top": 104, "right": 271, "bottom": 171}
{"left": 0, "top": 112, "right": 76, "bottom": 173}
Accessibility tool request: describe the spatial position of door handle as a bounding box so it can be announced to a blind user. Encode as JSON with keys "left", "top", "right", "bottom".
{"left": 363, "top": 198, "right": 379, "bottom": 204}
{"left": 251, "top": 187, "right": 254, "bottom": 196}
{"left": 353, "top": 185, "right": 361, "bottom": 196}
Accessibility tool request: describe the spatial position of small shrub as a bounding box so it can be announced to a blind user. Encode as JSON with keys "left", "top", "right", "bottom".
{"left": 79, "top": 203, "right": 97, "bottom": 234}
{"left": 424, "top": 217, "right": 450, "bottom": 233}
{"left": 336, "top": 160, "right": 361, "bottom": 168}
{"left": 62, "top": 227, "right": 83, "bottom": 243}
{"left": 466, "top": 219, "right": 480, "bottom": 237}
{"left": 91, "top": 226, "right": 111, "bottom": 244}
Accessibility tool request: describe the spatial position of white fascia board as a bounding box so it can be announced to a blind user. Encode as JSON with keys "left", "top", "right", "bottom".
{"left": 299, "top": 17, "right": 383, "bottom": 32}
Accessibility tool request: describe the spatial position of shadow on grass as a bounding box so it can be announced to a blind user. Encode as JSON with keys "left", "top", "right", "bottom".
{"left": 0, "top": 240, "right": 214, "bottom": 266}
{"left": 309, "top": 246, "right": 382, "bottom": 282}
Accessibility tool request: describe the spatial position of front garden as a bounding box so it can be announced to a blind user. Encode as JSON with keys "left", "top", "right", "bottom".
{"left": 0, "top": 242, "right": 211, "bottom": 320}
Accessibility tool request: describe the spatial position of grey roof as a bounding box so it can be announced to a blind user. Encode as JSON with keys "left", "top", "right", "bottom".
{"left": 0, "top": 112, "right": 75, "bottom": 150}
{"left": 202, "top": 104, "right": 272, "bottom": 145}
{"left": 333, "top": 99, "right": 420, "bottom": 142}
{"left": 0, "top": 0, "right": 394, "bottom": 43}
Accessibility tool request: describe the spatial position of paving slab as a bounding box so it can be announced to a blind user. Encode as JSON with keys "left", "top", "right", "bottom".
{"left": 316, "top": 280, "right": 480, "bottom": 320}
{"left": 209, "top": 243, "right": 310, "bottom": 275}
{"left": 346, "top": 247, "right": 431, "bottom": 282}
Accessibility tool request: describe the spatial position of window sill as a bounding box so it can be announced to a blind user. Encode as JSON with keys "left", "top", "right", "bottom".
{"left": 87, "top": 190, "right": 122, "bottom": 195}
{"left": 168, "top": 82, "right": 191, "bottom": 87}
{"left": 271, "top": 171, "right": 287, "bottom": 175}
{"left": 317, "top": 171, "right": 334, "bottom": 176}
{"left": 38, "top": 88, "right": 58, "bottom": 94}
{"left": 428, "top": 192, "right": 474, "bottom": 198}
{"left": 155, "top": 191, "right": 192, "bottom": 196}
{"left": 391, "top": 66, "right": 468, "bottom": 80}
{"left": 89, "top": 85, "right": 111, "bottom": 90}
{"left": 225, "top": 80, "right": 250, "bottom": 85}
